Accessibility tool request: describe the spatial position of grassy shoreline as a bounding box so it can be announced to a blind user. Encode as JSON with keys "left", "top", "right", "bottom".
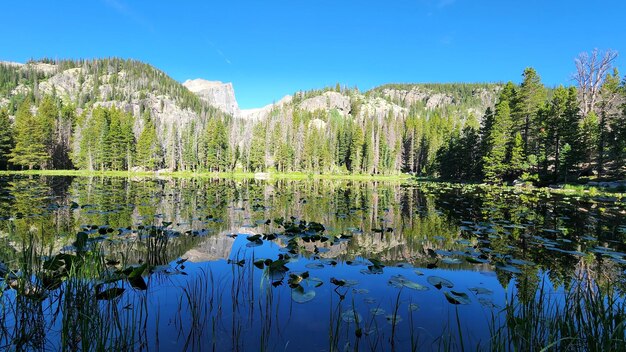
{"left": 0, "top": 169, "right": 412, "bottom": 181}
{"left": 0, "top": 169, "right": 624, "bottom": 199}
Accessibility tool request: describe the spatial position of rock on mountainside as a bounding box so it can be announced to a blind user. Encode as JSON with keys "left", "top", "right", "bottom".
{"left": 371, "top": 84, "right": 501, "bottom": 120}
{"left": 183, "top": 79, "right": 239, "bottom": 116}
{"left": 0, "top": 59, "right": 226, "bottom": 150}
{"left": 299, "top": 91, "right": 352, "bottom": 116}
{"left": 0, "top": 58, "right": 501, "bottom": 174}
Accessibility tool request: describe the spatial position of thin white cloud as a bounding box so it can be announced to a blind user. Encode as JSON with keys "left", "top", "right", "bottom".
{"left": 207, "top": 41, "right": 233, "bottom": 66}
{"left": 216, "top": 48, "right": 232, "bottom": 65}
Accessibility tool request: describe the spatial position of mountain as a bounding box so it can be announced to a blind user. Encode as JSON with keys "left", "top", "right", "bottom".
{"left": 182, "top": 79, "right": 239, "bottom": 116}
{"left": 0, "top": 58, "right": 500, "bottom": 174}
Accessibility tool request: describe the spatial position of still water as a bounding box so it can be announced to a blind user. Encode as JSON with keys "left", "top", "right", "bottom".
{"left": 0, "top": 176, "right": 624, "bottom": 351}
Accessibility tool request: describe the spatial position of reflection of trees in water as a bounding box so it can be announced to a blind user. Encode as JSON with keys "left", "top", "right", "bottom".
{"left": 1, "top": 176, "right": 625, "bottom": 292}
{"left": 1, "top": 176, "right": 626, "bottom": 350}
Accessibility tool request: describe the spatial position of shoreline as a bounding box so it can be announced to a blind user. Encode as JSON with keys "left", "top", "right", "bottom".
{"left": 1, "top": 170, "right": 623, "bottom": 199}
{"left": 0, "top": 169, "right": 412, "bottom": 181}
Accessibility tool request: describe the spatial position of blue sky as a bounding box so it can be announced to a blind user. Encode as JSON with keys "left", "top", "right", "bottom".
{"left": 1, "top": 1, "right": 624, "bottom": 108}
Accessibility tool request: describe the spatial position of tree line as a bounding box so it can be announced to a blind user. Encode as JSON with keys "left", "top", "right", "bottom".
{"left": 0, "top": 51, "right": 623, "bottom": 184}
{"left": 437, "top": 50, "right": 625, "bottom": 184}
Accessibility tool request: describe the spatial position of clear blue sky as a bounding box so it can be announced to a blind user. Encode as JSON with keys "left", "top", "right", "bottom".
{"left": 1, "top": 0, "right": 624, "bottom": 108}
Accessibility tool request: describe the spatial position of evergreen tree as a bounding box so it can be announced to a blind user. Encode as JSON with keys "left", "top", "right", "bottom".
{"left": 350, "top": 122, "right": 364, "bottom": 173}
{"left": 205, "top": 118, "right": 229, "bottom": 172}
{"left": 461, "top": 125, "right": 481, "bottom": 179}
{"left": 10, "top": 100, "right": 49, "bottom": 169}
{"left": 136, "top": 111, "right": 162, "bottom": 170}
{"left": 596, "top": 68, "right": 621, "bottom": 175}
{"left": 36, "top": 95, "right": 58, "bottom": 167}
{"left": 578, "top": 112, "right": 599, "bottom": 168}
{"left": 120, "top": 109, "right": 136, "bottom": 170}
{"left": 513, "top": 68, "right": 546, "bottom": 155}
{"left": 482, "top": 88, "right": 514, "bottom": 183}
{"left": 103, "top": 108, "right": 130, "bottom": 170}
{"left": 560, "top": 143, "right": 574, "bottom": 182}
{"left": 0, "top": 108, "right": 14, "bottom": 170}
{"left": 508, "top": 132, "right": 527, "bottom": 179}
{"left": 248, "top": 123, "right": 266, "bottom": 172}
{"left": 437, "top": 125, "right": 480, "bottom": 180}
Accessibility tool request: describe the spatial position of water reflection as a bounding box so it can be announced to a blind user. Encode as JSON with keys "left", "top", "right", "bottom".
{"left": 0, "top": 176, "right": 624, "bottom": 351}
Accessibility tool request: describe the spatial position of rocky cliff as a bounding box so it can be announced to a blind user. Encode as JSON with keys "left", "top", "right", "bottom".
{"left": 0, "top": 58, "right": 501, "bottom": 173}
{"left": 183, "top": 78, "right": 239, "bottom": 116}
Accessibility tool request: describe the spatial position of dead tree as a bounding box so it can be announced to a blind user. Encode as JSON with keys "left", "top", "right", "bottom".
{"left": 573, "top": 49, "right": 618, "bottom": 117}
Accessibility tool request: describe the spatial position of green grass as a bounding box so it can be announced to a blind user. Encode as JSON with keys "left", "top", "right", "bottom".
{"left": 487, "top": 277, "right": 626, "bottom": 352}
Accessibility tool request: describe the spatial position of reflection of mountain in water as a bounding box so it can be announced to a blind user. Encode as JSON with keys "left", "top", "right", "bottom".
{"left": 182, "top": 229, "right": 259, "bottom": 263}
{"left": 1, "top": 176, "right": 626, "bottom": 285}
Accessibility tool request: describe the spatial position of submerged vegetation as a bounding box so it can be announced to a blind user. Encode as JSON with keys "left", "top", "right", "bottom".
{"left": 0, "top": 176, "right": 624, "bottom": 350}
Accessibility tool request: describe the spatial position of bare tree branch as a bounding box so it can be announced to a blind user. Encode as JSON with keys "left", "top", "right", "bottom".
{"left": 573, "top": 48, "right": 618, "bottom": 116}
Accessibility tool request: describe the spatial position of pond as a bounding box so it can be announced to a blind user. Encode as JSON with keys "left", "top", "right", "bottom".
{"left": 0, "top": 176, "right": 625, "bottom": 351}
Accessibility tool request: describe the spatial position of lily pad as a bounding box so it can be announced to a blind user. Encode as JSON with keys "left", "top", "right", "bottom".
{"left": 468, "top": 287, "right": 493, "bottom": 295}
{"left": 246, "top": 240, "right": 263, "bottom": 247}
{"left": 370, "top": 307, "right": 386, "bottom": 316}
{"left": 386, "top": 314, "right": 403, "bottom": 325}
{"left": 427, "top": 276, "right": 454, "bottom": 289}
{"left": 408, "top": 303, "right": 420, "bottom": 311}
{"left": 495, "top": 264, "right": 522, "bottom": 274}
{"left": 128, "top": 276, "right": 148, "bottom": 290}
{"left": 341, "top": 309, "right": 362, "bottom": 323}
{"left": 444, "top": 291, "right": 470, "bottom": 305}
{"left": 441, "top": 257, "right": 462, "bottom": 265}
{"left": 96, "top": 287, "right": 125, "bottom": 300}
{"left": 507, "top": 258, "right": 535, "bottom": 266}
{"left": 127, "top": 263, "right": 147, "bottom": 279}
{"left": 478, "top": 297, "right": 497, "bottom": 308}
{"left": 291, "top": 285, "right": 316, "bottom": 304}
{"left": 389, "top": 275, "right": 428, "bottom": 291}
{"left": 466, "top": 256, "right": 490, "bottom": 264}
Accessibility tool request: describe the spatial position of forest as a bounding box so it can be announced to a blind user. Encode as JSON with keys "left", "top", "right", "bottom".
{"left": 0, "top": 50, "right": 624, "bottom": 185}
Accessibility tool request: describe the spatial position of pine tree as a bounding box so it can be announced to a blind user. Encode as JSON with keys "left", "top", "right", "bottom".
{"left": 248, "top": 123, "right": 266, "bottom": 172}
{"left": 0, "top": 108, "right": 14, "bottom": 170}
{"left": 104, "top": 108, "right": 126, "bottom": 170}
{"left": 460, "top": 125, "right": 481, "bottom": 179}
{"left": 36, "top": 95, "right": 58, "bottom": 167}
{"left": 482, "top": 90, "right": 514, "bottom": 183}
{"left": 350, "top": 122, "right": 364, "bottom": 173}
{"left": 76, "top": 107, "right": 108, "bottom": 170}
{"left": 136, "top": 111, "right": 162, "bottom": 170}
{"left": 120, "top": 109, "right": 136, "bottom": 170}
{"left": 205, "top": 118, "right": 229, "bottom": 172}
{"left": 608, "top": 96, "right": 626, "bottom": 173}
{"left": 10, "top": 100, "right": 49, "bottom": 170}
{"left": 578, "top": 112, "right": 599, "bottom": 168}
{"left": 560, "top": 143, "right": 574, "bottom": 182}
{"left": 596, "top": 68, "right": 621, "bottom": 175}
{"left": 562, "top": 87, "right": 581, "bottom": 163}
{"left": 514, "top": 68, "right": 546, "bottom": 155}
{"left": 508, "top": 132, "right": 527, "bottom": 179}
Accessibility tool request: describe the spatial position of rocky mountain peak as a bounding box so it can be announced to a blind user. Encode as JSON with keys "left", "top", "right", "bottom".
{"left": 183, "top": 78, "right": 239, "bottom": 116}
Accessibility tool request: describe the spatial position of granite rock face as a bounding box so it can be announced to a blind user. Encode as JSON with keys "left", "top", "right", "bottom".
{"left": 299, "top": 91, "right": 352, "bottom": 115}
{"left": 183, "top": 79, "right": 239, "bottom": 116}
